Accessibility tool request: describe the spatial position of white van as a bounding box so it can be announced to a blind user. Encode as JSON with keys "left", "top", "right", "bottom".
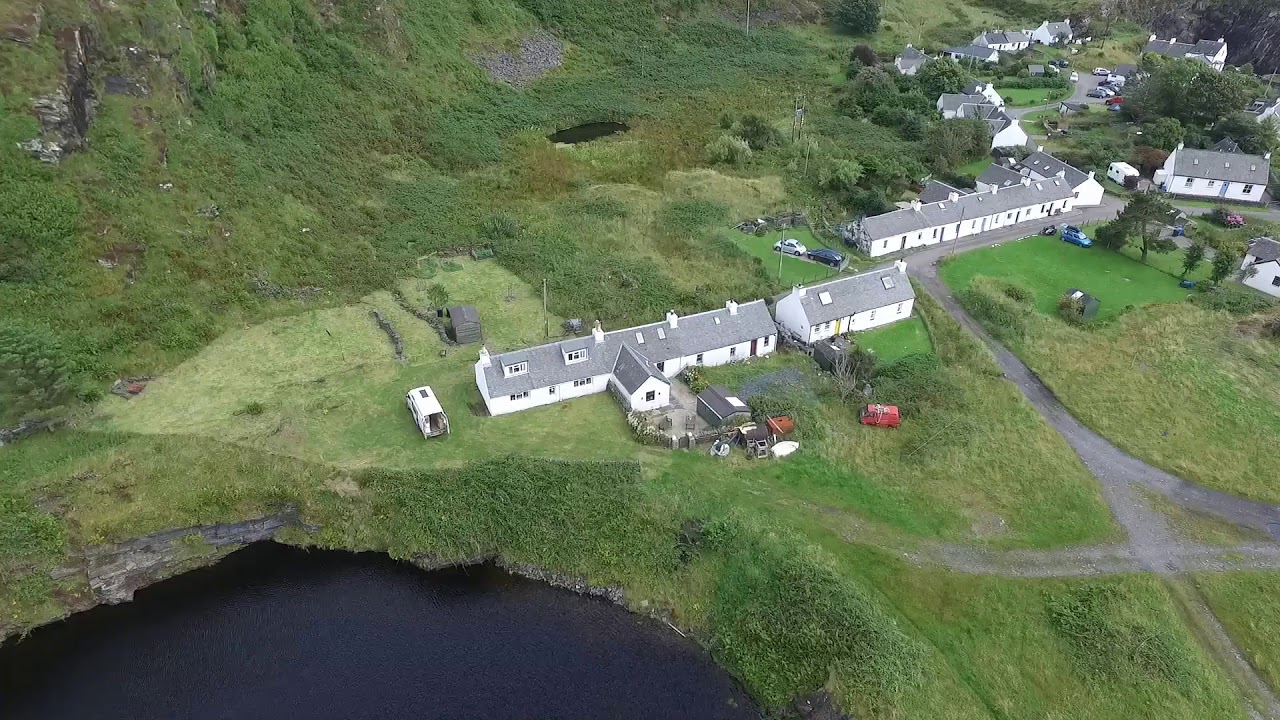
{"left": 406, "top": 386, "right": 450, "bottom": 438}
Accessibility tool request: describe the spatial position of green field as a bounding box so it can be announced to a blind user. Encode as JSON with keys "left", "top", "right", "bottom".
{"left": 996, "top": 86, "right": 1068, "bottom": 107}
{"left": 725, "top": 227, "right": 845, "bottom": 287}
{"left": 855, "top": 316, "right": 932, "bottom": 364}
{"left": 1197, "top": 574, "right": 1280, "bottom": 694}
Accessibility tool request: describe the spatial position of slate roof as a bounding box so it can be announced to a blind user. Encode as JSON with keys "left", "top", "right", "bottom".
{"left": 1042, "top": 21, "right": 1071, "bottom": 39}
{"left": 1017, "top": 151, "right": 1089, "bottom": 187}
{"left": 481, "top": 301, "right": 776, "bottom": 397}
{"left": 792, "top": 268, "right": 916, "bottom": 325}
{"left": 975, "top": 31, "right": 1029, "bottom": 46}
{"left": 1170, "top": 147, "right": 1270, "bottom": 184}
{"left": 977, "top": 162, "right": 1024, "bottom": 187}
{"left": 1029, "top": 64, "right": 1045, "bottom": 75}
{"left": 960, "top": 104, "right": 1015, "bottom": 135}
{"left": 945, "top": 45, "right": 998, "bottom": 60}
{"left": 1247, "top": 237, "right": 1280, "bottom": 263}
{"left": 1113, "top": 64, "right": 1138, "bottom": 77}
{"left": 448, "top": 305, "right": 480, "bottom": 325}
{"left": 939, "top": 93, "right": 985, "bottom": 114}
{"left": 1210, "top": 137, "right": 1242, "bottom": 153}
{"left": 919, "top": 180, "right": 974, "bottom": 203}
{"left": 613, "top": 344, "right": 668, "bottom": 394}
{"left": 698, "top": 386, "right": 750, "bottom": 420}
{"left": 1143, "top": 37, "right": 1226, "bottom": 61}
{"left": 859, "top": 177, "right": 1075, "bottom": 240}
{"left": 899, "top": 45, "right": 926, "bottom": 60}
{"left": 1246, "top": 98, "right": 1280, "bottom": 117}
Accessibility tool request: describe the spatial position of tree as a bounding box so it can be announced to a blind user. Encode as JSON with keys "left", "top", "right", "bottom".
{"left": 852, "top": 65, "right": 898, "bottom": 112}
{"left": 815, "top": 157, "right": 866, "bottom": 196}
{"left": 1130, "top": 145, "right": 1169, "bottom": 176}
{"left": 924, "top": 118, "right": 990, "bottom": 170}
{"left": 705, "top": 134, "right": 753, "bottom": 165}
{"left": 851, "top": 44, "right": 879, "bottom": 67}
{"left": 1212, "top": 111, "right": 1280, "bottom": 155}
{"left": 1126, "top": 58, "right": 1253, "bottom": 126}
{"left": 916, "top": 59, "right": 973, "bottom": 99}
{"left": 1180, "top": 242, "right": 1207, "bottom": 279}
{"left": 1210, "top": 249, "right": 1240, "bottom": 286}
{"left": 1095, "top": 220, "right": 1131, "bottom": 251}
{"left": 1116, "top": 192, "right": 1178, "bottom": 262}
{"left": 1145, "top": 117, "right": 1184, "bottom": 151}
{"left": 833, "top": 0, "right": 881, "bottom": 34}
{"left": 733, "top": 114, "right": 781, "bottom": 151}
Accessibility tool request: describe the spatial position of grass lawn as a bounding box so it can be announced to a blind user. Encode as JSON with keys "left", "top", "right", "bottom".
{"left": 938, "top": 234, "right": 1196, "bottom": 320}
{"left": 995, "top": 86, "right": 1068, "bottom": 107}
{"left": 854, "top": 316, "right": 932, "bottom": 364}
{"left": 724, "top": 226, "right": 846, "bottom": 288}
{"left": 1021, "top": 108, "right": 1060, "bottom": 130}
{"left": 1196, "top": 573, "right": 1280, "bottom": 694}
{"left": 955, "top": 156, "right": 993, "bottom": 177}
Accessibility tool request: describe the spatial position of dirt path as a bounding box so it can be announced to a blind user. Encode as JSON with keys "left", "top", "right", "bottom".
{"left": 906, "top": 264, "right": 1280, "bottom": 718}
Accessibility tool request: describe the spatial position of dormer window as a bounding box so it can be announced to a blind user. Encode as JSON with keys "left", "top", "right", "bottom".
{"left": 504, "top": 361, "right": 528, "bottom": 377}
{"left": 565, "top": 349, "right": 587, "bottom": 364}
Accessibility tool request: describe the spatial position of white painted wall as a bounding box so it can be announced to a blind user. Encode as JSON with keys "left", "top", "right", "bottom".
{"left": 1242, "top": 258, "right": 1280, "bottom": 297}
{"left": 615, "top": 375, "right": 671, "bottom": 412}
{"left": 481, "top": 371, "right": 614, "bottom": 416}
{"left": 805, "top": 299, "right": 917, "bottom": 342}
{"left": 1165, "top": 174, "right": 1266, "bottom": 201}
{"left": 991, "top": 121, "right": 1029, "bottom": 149}
{"left": 864, "top": 193, "right": 1075, "bottom": 257}
{"left": 1073, "top": 175, "right": 1105, "bottom": 206}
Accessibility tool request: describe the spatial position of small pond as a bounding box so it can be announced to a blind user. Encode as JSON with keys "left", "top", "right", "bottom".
{"left": 0, "top": 543, "right": 759, "bottom": 720}
{"left": 547, "top": 121, "right": 630, "bottom": 144}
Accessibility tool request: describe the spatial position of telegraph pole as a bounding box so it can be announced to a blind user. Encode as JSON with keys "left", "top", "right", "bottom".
{"left": 542, "top": 279, "right": 548, "bottom": 338}
{"left": 745, "top": 0, "right": 750, "bottom": 35}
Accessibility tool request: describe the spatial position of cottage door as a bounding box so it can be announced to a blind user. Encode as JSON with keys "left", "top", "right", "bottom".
{"left": 1220, "top": 182, "right": 1230, "bottom": 198}
{"left": 750, "top": 338, "right": 759, "bottom": 356}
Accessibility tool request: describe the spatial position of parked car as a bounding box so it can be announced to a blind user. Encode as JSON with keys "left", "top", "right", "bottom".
{"left": 1107, "top": 103, "right": 1123, "bottom": 112}
{"left": 1086, "top": 89, "right": 1109, "bottom": 98}
{"left": 1092, "top": 67, "right": 1111, "bottom": 76}
{"left": 773, "top": 238, "right": 807, "bottom": 256}
{"left": 1041, "top": 224, "right": 1058, "bottom": 235}
{"left": 1069, "top": 71, "right": 1079, "bottom": 82}
{"left": 1051, "top": 59, "right": 1071, "bottom": 68}
{"left": 1061, "top": 225, "right": 1093, "bottom": 247}
{"left": 860, "top": 404, "right": 901, "bottom": 429}
{"left": 1106, "top": 96, "right": 1124, "bottom": 105}
{"left": 807, "top": 248, "right": 845, "bottom": 267}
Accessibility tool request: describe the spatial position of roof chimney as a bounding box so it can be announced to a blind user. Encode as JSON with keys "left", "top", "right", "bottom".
{"left": 726, "top": 300, "right": 739, "bottom": 316}
{"left": 1218, "top": 37, "right": 1225, "bottom": 43}
{"left": 991, "top": 184, "right": 999, "bottom": 194}
{"left": 1169, "top": 37, "right": 1177, "bottom": 44}
{"left": 948, "top": 191, "right": 960, "bottom": 201}
{"left": 1177, "top": 142, "right": 1185, "bottom": 151}
{"left": 593, "top": 320, "right": 605, "bottom": 344}
{"left": 1266, "top": 152, "right": 1273, "bottom": 160}
{"left": 666, "top": 310, "right": 678, "bottom": 329}
{"left": 910, "top": 199, "right": 922, "bottom": 211}
{"left": 478, "top": 346, "right": 492, "bottom": 367}
{"left": 795, "top": 285, "right": 807, "bottom": 298}
{"left": 1021, "top": 177, "right": 1032, "bottom": 186}
{"left": 1056, "top": 169, "right": 1066, "bottom": 178}
{"left": 894, "top": 259, "right": 908, "bottom": 274}
{"left": 1087, "top": 170, "right": 1095, "bottom": 179}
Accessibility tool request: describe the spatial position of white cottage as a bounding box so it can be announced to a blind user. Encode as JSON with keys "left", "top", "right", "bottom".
{"left": 1143, "top": 35, "right": 1228, "bottom": 71}
{"left": 973, "top": 30, "right": 1030, "bottom": 52}
{"left": 1028, "top": 20, "right": 1072, "bottom": 45}
{"left": 774, "top": 263, "right": 917, "bottom": 344}
{"left": 1242, "top": 237, "right": 1280, "bottom": 297}
{"left": 475, "top": 301, "right": 777, "bottom": 416}
{"left": 895, "top": 45, "right": 928, "bottom": 75}
{"left": 1160, "top": 143, "right": 1270, "bottom": 203}
{"left": 840, "top": 177, "right": 1076, "bottom": 257}
{"left": 1015, "top": 150, "right": 1105, "bottom": 206}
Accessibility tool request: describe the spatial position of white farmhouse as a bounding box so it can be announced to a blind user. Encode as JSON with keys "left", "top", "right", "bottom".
{"left": 895, "top": 45, "right": 928, "bottom": 75}
{"left": 1246, "top": 98, "right": 1280, "bottom": 127}
{"left": 1142, "top": 35, "right": 1229, "bottom": 71}
{"left": 973, "top": 30, "right": 1030, "bottom": 52}
{"left": 942, "top": 45, "right": 999, "bottom": 64}
{"left": 1028, "top": 19, "right": 1072, "bottom": 45}
{"left": 840, "top": 177, "right": 1076, "bottom": 257}
{"left": 962, "top": 81, "right": 1005, "bottom": 107}
{"left": 475, "top": 301, "right": 777, "bottom": 416}
{"left": 937, "top": 91, "right": 1026, "bottom": 150}
{"left": 1015, "top": 150, "right": 1105, "bottom": 206}
{"left": 773, "top": 263, "right": 917, "bottom": 343}
{"left": 1160, "top": 143, "right": 1271, "bottom": 203}
{"left": 1241, "top": 237, "right": 1280, "bottom": 297}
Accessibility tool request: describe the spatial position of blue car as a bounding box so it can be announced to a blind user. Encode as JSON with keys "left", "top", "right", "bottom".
{"left": 807, "top": 248, "right": 845, "bottom": 268}
{"left": 1061, "top": 225, "right": 1093, "bottom": 248}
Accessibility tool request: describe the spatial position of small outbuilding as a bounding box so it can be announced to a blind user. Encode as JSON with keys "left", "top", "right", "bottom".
{"left": 1062, "top": 288, "right": 1101, "bottom": 321}
{"left": 812, "top": 335, "right": 852, "bottom": 374}
{"left": 447, "top": 305, "right": 482, "bottom": 344}
{"left": 697, "top": 386, "right": 752, "bottom": 428}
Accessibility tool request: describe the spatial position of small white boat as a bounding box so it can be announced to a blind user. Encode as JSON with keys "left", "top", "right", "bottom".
{"left": 770, "top": 441, "right": 799, "bottom": 458}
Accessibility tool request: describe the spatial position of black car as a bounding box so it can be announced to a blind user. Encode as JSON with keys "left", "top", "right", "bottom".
{"left": 1041, "top": 224, "right": 1057, "bottom": 235}
{"left": 1050, "top": 59, "right": 1070, "bottom": 68}
{"left": 807, "top": 248, "right": 845, "bottom": 267}
{"left": 1086, "top": 89, "right": 1108, "bottom": 98}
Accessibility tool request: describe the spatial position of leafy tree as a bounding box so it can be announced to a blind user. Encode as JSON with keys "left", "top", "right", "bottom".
{"left": 1212, "top": 111, "right": 1279, "bottom": 155}
{"left": 852, "top": 66, "right": 898, "bottom": 112}
{"left": 1210, "top": 249, "right": 1240, "bottom": 286}
{"left": 1126, "top": 59, "right": 1253, "bottom": 126}
{"left": 705, "top": 134, "right": 753, "bottom": 165}
{"left": 870, "top": 105, "right": 926, "bottom": 140}
{"left": 917, "top": 59, "right": 973, "bottom": 99}
{"left": 816, "top": 157, "right": 866, "bottom": 196}
{"left": 0, "top": 321, "right": 80, "bottom": 419}
{"left": 833, "top": 0, "right": 881, "bottom": 34}
{"left": 924, "top": 118, "right": 990, "bottom": 171}
{"left": 850, "top": 44, "right": 879, "bottom": 67}
{"left": 1116, "top": 193, "right": 1178, "bottom": 262}
{"left": 1144, "top": 117, "right": 1184, "bottom": 151}
{"left": 1095, "top": 220, "right": 1131, "bottom": 251}
{"left": 733, "top": 114, "right": 781, "bottom": 151}
{"left": 1180, "top": 242, "right": 1207, "bottom": 279}
{"left": 1130, "top": 145, "right": 1169, "bottom": 176}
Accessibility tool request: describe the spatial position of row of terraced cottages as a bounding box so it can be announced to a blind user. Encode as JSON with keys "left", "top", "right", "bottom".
{"left": 473, "top": 263, "right": 915, "bottom": 416}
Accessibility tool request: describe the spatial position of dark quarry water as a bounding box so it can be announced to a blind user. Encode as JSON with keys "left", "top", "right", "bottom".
{"left": 547, "top": 121, "right": 630, "bottom": 143}
{"left": 0, "top": 543, "right": 759, "bottom": 720}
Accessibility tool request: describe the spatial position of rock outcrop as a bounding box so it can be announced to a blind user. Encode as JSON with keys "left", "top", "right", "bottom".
{"left": 21, "top": 26, "right": 98, "bottom": 163}
{"left": 2, "top": 5, "right": 42, "bottom": 45}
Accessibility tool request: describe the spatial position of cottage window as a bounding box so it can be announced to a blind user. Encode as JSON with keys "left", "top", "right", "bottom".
{"left": 1006, "top": 213, "right": 1013, "bottom": 220}
{"left": 549, "top": 387, "right": 556, "bottom": 395}
{"left": 565, "top": 349, "right": 587, "bottom": 363}
{"left": 505, "top": 361, "right": 528, "bottom": 376}
{"left": 1244, "top": 184, "right": 1256, "bottom": 194}
{"left": 696, "top": 353, "right": 704, "bottom": 365}
{"left": 1184, "top": 177, "right": 1193, "bottom": 187}
{"left": 1272, "top": 277, "right": 1280, "bottom": 287}
{"left": 896, "top": 302, "right": 904, "bottom": 314}
{"left": 763, "top": 336, "right": 771, "bottom": 347}
{"left": 869, "top": 309, "right": 876, "bottom": 321}
{"left": 645, "top": 390, "right": 656, "bottom": 402}
{"left": 730, "top": 347, "right": 737, "bottom": 358}
{"left": 509, "top": 391, "right": 529, "bottom": 401}
{"left": 657, "top": 361, "right": 665, "bottom": 372}
{"left": 931, "top": 227, "right": 938, "bottom": 239}
{"left": 1207, "top": 180, "right": 1216, "bottom": 188}
{"left": 573, "top": 377, "right": 592, "bottom": 387}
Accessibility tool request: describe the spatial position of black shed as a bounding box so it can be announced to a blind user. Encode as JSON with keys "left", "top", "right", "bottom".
{"left": 1062, "top": 288, "right": 1100, "bottom": 321}
{"left": 447, "top": 305, "right": 482, "bottom": 344}
{"left": 812, "top": 335, "right": 852, "bottom": 373}
{"left": 696, "top": 386, "right": 752, "bottom": 427}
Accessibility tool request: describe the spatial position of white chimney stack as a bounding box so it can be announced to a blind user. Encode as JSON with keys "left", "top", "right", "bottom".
{"left": 666, "top": 310, "right": 678, "bottom": 329}
{"left": 1087, "top": 170, "right": 1095, "bottom": 179}
{"left": 1266, "top": 152, "right": 1273, "bottom": 160}
{"left": 726, "top": 300, "right": 739, "bottom": 316}
{"left": 1148, "top": 34, "right": 1157, "bottom": 42}
{"left": 910, "top": 199, "right": 922, "bottom": 211}
{"left": 948, "top": 191, "right": 960, "bottom": 201}
{"left": 796, "top": 285, "right": 807, "bottom": 298}
{"left": 592, "top": 320, "right": 605, "bottom": 344}
{"left": 894, "top": 259, "right": 908, "bottom": 274}
{"left": 991, "top": 185, "right": 1000, "bottom": 194}
{"left": 478, "top": 346, "right": 492, "bottom": 367}
{"left": 1021, "top": 176, "right": 1032, "bottom": 186}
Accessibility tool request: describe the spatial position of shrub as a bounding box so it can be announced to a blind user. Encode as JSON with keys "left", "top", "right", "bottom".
{"left": 1191, "top": 286, "right": 1276, "bottom": 315}
{"left": 626, "top": 412, "right": 666, "bottom": 445}
{"left": 872, "top": 352, "right": 955, "bottom": 414}
{"left": 955, "top": 276, "right": 1030, "bottom": 341}
{"left": 998, "top": 280, "right": 1035, "bottom": 304}
{"left": 1058, "top": 293, "right": 1085, "bottom": 325}
{"left": 237, "top": 401, "right": 267, "bottom": 416}
{"left": 850, "top": 44, "right": 878, "bottom": 66}
{"left": 833, "top": 0, "right": 881, "bottom": 34}
{"left": 0, "top": 321, "right": 81, "bottom": 422}
{"left": 682, "top": 365, "right": 709, "bottom": 394}
{"left": 705, "top": 134, "right": 753, "bottom": 165}
{"left": 1047, "top": 583, "right": 1193, "bottom": 683}
{"left": 424, "top": 282, "right": 451, "bottom": 308}
{"left": 1208, "top": 204, "right": 1230, "bottom": 225}
{"left": 733, "top": 114, "right": 782, "bottom": 151}
{"left": 480, "top": 214, "right": 522, "bottom": 243}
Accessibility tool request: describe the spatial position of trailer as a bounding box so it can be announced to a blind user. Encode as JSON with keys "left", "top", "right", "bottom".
{"left": 406, "top": 386, "right": 450, "bottom": 438}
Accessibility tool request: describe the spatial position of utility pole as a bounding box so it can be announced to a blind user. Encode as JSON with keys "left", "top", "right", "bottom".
{"left": 542, "top": 279, "right": 548, "bottom": 338}
{"left": 745, "top": 0, "right": 750, "bottom": 35}
{"left": 778, "top": 241, "right": 784, "bottom": 281}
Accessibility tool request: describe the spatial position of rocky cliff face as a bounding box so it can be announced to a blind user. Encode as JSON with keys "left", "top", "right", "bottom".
{"left": 1119, "top": 0, "right": 1280, "bottom": 74}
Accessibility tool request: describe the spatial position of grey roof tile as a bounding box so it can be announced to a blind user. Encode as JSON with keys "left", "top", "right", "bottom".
{"left": 1171, "top": 147, "right": 1270, "bottom": 184}
{"left": 793, "top": 268, "right": 916, "bottom": 325}
{"left": 1017, "top": 151, "right": 1088, "bottom": 187}
{"left": 859, "top": 177, "right": 1076, "bottom": 240}
{"left": 1248, "top": 237, "right": 1280, "bottom": 263}
{"left": 919, "top": 180, "right": 973, "bottom": 203}
{"left": 977, "top": 163, "right": 1025, "bottom": 187}
{"left": 698, "top": 386, "right": 749, "bottom": 420}
{"left": 613, "top": 344, "right": 668, "bottom": 394}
